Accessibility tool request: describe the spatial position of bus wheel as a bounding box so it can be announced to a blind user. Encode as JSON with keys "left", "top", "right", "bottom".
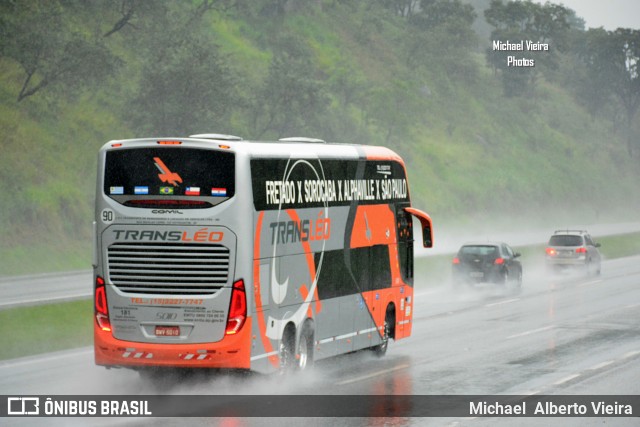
{"left": 372, "top": 309, "right": 393, "bottom": 357}
{"left": 279, "top": 325, "right": 296, "bottom": 373}
{"left": 297, "top": 322, "right": 314, "bottom": 370}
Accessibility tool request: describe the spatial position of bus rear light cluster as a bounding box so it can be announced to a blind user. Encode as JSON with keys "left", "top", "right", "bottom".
{"left": 225, "top": 279, "right": 246, "bottom": 335}
{"left": 95, "top": 276, "right": 112, "bottom": 332}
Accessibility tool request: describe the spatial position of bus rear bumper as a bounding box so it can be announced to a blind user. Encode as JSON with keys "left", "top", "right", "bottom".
{"left": 94, "top": 318, "right": 252, "bottom": 370}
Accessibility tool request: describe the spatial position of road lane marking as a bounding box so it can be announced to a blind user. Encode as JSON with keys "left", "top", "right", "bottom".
{"left": 588, "top": 360, "right": 614, "bottom": 370}
{"left": 336, "top": 363, "right": 409, "bottom": 385}
{"left": 623, "top": 350, "right": 640, "bottom": 359}
{"left": 577, "top": 279, "right": 603, "bottom": 288}
{"left": 553, "top": 374, "right": 580, "bottom": 385}
{"left": 511, "top": 390, "right": 541, "bottom": 396}
{"left": 507, "top": 325, "right": 554, "bottom": 340}
{"left": 485, "top": 298, "right": 519, "bottom": 308}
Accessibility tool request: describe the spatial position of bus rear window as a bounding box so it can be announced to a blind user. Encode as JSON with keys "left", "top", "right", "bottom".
{"left": 104, "top": 147, "right": 235, "bottom": 208}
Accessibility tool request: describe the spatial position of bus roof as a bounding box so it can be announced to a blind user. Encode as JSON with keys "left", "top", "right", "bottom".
{"left": 102, "top": 136, "right": 404, "bottom": 163}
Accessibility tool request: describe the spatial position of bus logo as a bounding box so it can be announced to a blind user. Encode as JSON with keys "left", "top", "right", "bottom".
{"left": 153, "top": 157, "right": 182, "bottom": 187}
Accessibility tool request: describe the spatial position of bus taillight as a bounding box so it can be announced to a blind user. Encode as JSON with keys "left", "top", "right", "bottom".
{"left": 95, "top": 276, "right": 112, "bottom": 332}
{"left": 225, "top": 279, "right": 246, "bottom": 335}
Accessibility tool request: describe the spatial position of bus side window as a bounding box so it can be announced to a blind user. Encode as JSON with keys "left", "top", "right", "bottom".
{"left": 350, "top": 245, "right": 391, "bottom": 292}
{"left": 396, "top": 208, "right": 414, "bottom": 285}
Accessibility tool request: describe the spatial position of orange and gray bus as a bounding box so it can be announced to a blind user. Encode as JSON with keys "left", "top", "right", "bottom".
{"left": 93, "top": 134, "right": 433, "bottom": 374}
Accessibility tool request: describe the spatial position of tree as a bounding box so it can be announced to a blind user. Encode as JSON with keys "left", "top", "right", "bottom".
{"left": 124, "top": 14, "right": 237, "bottom": 135}
{"left": 572, "top": 28, "right": 615, "bottom": 118}
{"left": 0, "top": 1, "right": 120, "bottom": 102}
{"left": 410, "top": 0, "right": 476, "bottom": 30}
{"left": 484, "top": 0, "right": 537, "bottom": 32}
{"left": 378, "top": 0, "right": 421, "bottom": 18}
{"left": 250, "top": 34, "right": 329, "bottom": 138}
{"left": 406, "top": 0, "right": 478, "bottom": 80}
{"left": 484, "top": 0, "right": 570, "bottom": 97}
{"left": 572, "top": 28, "right": 640, "bottom": 155}
{"left": 609, "top": 29, "right": 640, "bottom": 156}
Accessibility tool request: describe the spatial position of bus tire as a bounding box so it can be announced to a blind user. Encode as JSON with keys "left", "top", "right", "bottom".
{"left": 297, "top": 321, "right": 314, "bottom": 370}
{"left": 372, "top": 307, "right": 394, "bottom": 357}
{"left": 279, "top": 323, "right": 296, "bottom": 373}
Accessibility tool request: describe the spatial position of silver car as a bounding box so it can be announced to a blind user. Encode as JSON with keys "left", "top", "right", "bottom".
{"left": 545, "top": 230, "right": 601, "bottom": 275}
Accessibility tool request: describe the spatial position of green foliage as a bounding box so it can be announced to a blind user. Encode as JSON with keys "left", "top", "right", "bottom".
{"left": 567, "top": 27, "right": 640, "bottom": 155}
{"left": 0, "top": 0, "right": 121, "bottom": 102}
{"left": 124, "top": 16, "right": 237, "bottom": 135}
{"left": 0, "top": 0, "right": 639, "bottom": 275}
{"left": 484, "top": 0, "right": 570, "bottom": 96}
{"left": 249, "top": 32, "right": 330, "bottom": 138}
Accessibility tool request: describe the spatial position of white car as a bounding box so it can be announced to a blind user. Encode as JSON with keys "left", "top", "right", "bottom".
{"left": 545, "top": 230, "right": 601, "bottom": 275}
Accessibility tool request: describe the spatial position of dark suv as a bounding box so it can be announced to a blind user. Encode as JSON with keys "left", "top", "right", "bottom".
{"left": 545, "top": 230, "right": 601, "bottom": 275}
{"left": 452, "top": 242, "right": 522, "bottom": 290}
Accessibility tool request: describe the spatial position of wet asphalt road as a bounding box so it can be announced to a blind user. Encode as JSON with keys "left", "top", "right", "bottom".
{"left": 1, "top": 255, "right": 639, "bottom": 426}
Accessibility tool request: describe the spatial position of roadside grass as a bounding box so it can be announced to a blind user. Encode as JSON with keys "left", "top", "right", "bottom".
{"left": 596, "top": 232, "right": 640, "bottom": 259}
{"left": 0, "top": 242, "right": 90, "bottom": 277}
{"left": 1, "top": 232, "right": 639, "bottom": 362}
{"left": 0, "top": 300, "right": 92, "bottom": 361}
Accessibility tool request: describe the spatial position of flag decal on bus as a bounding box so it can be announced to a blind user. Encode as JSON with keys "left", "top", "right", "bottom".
{"left": 153, "top": 157, "right": 182, "bottom": 187}
{"left": 134, "top": 186, "right": 149, "bottom": 195}
{"left": 185, "top": 186, "right": 200, "bottom": 196}
{"left": 211, "top": 187, "right": 227, "bottom": 197}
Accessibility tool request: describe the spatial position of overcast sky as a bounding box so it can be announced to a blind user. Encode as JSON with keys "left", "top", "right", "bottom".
{"left": 552, "top": 0, "right": 640, "bottom": 30}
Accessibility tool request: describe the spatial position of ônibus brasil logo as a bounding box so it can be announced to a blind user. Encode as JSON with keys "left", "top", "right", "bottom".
{"left": 153, "top": 157, "right": 182, "bottom": 187}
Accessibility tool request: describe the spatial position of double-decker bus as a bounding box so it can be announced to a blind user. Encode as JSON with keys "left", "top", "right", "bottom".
{"left": 93, "top": 134, "right": 433, "bottom": 374}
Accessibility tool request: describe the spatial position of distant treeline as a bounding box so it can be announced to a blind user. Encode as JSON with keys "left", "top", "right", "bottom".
{"left": 1, "top": 0, "right": 638, "bottom": 152}
{"left": 1, "top": 0, "right": 640, "bottom": 262}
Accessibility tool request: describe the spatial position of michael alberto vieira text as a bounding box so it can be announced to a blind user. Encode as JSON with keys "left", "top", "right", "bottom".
{"left": 470, "top": 400, "right": 633, "bottom": 416}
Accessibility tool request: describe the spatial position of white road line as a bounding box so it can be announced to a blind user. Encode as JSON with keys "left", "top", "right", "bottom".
{"left": 553, "top": 374, "right": 580, "bottom": 385}
{"left": 588, "top": 360, "right": 614, "bottom": 370}
{"left": 485, "top": 298, "right": 519, "bottom": 308}
{"left": 336, "top": 364, "right": 409, "bottom": 386}
{"left": 511, "top": 390, "right": 541, "bottom": 396}
{"left": 623, "top": 350, "right": 640, "bottom": 359}
{"left": 507, "top": 325, "right": 554, "bottom": 340}
{"left": 578, "top": 280, "right": 603, "bottom": 288}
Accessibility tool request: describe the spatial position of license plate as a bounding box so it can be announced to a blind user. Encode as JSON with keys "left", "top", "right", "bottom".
{"left": 155, "top": 325, "right": 180, "bottom": 337}
{"left": 470, "top": 271, "right": 484, "bottom": 278}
